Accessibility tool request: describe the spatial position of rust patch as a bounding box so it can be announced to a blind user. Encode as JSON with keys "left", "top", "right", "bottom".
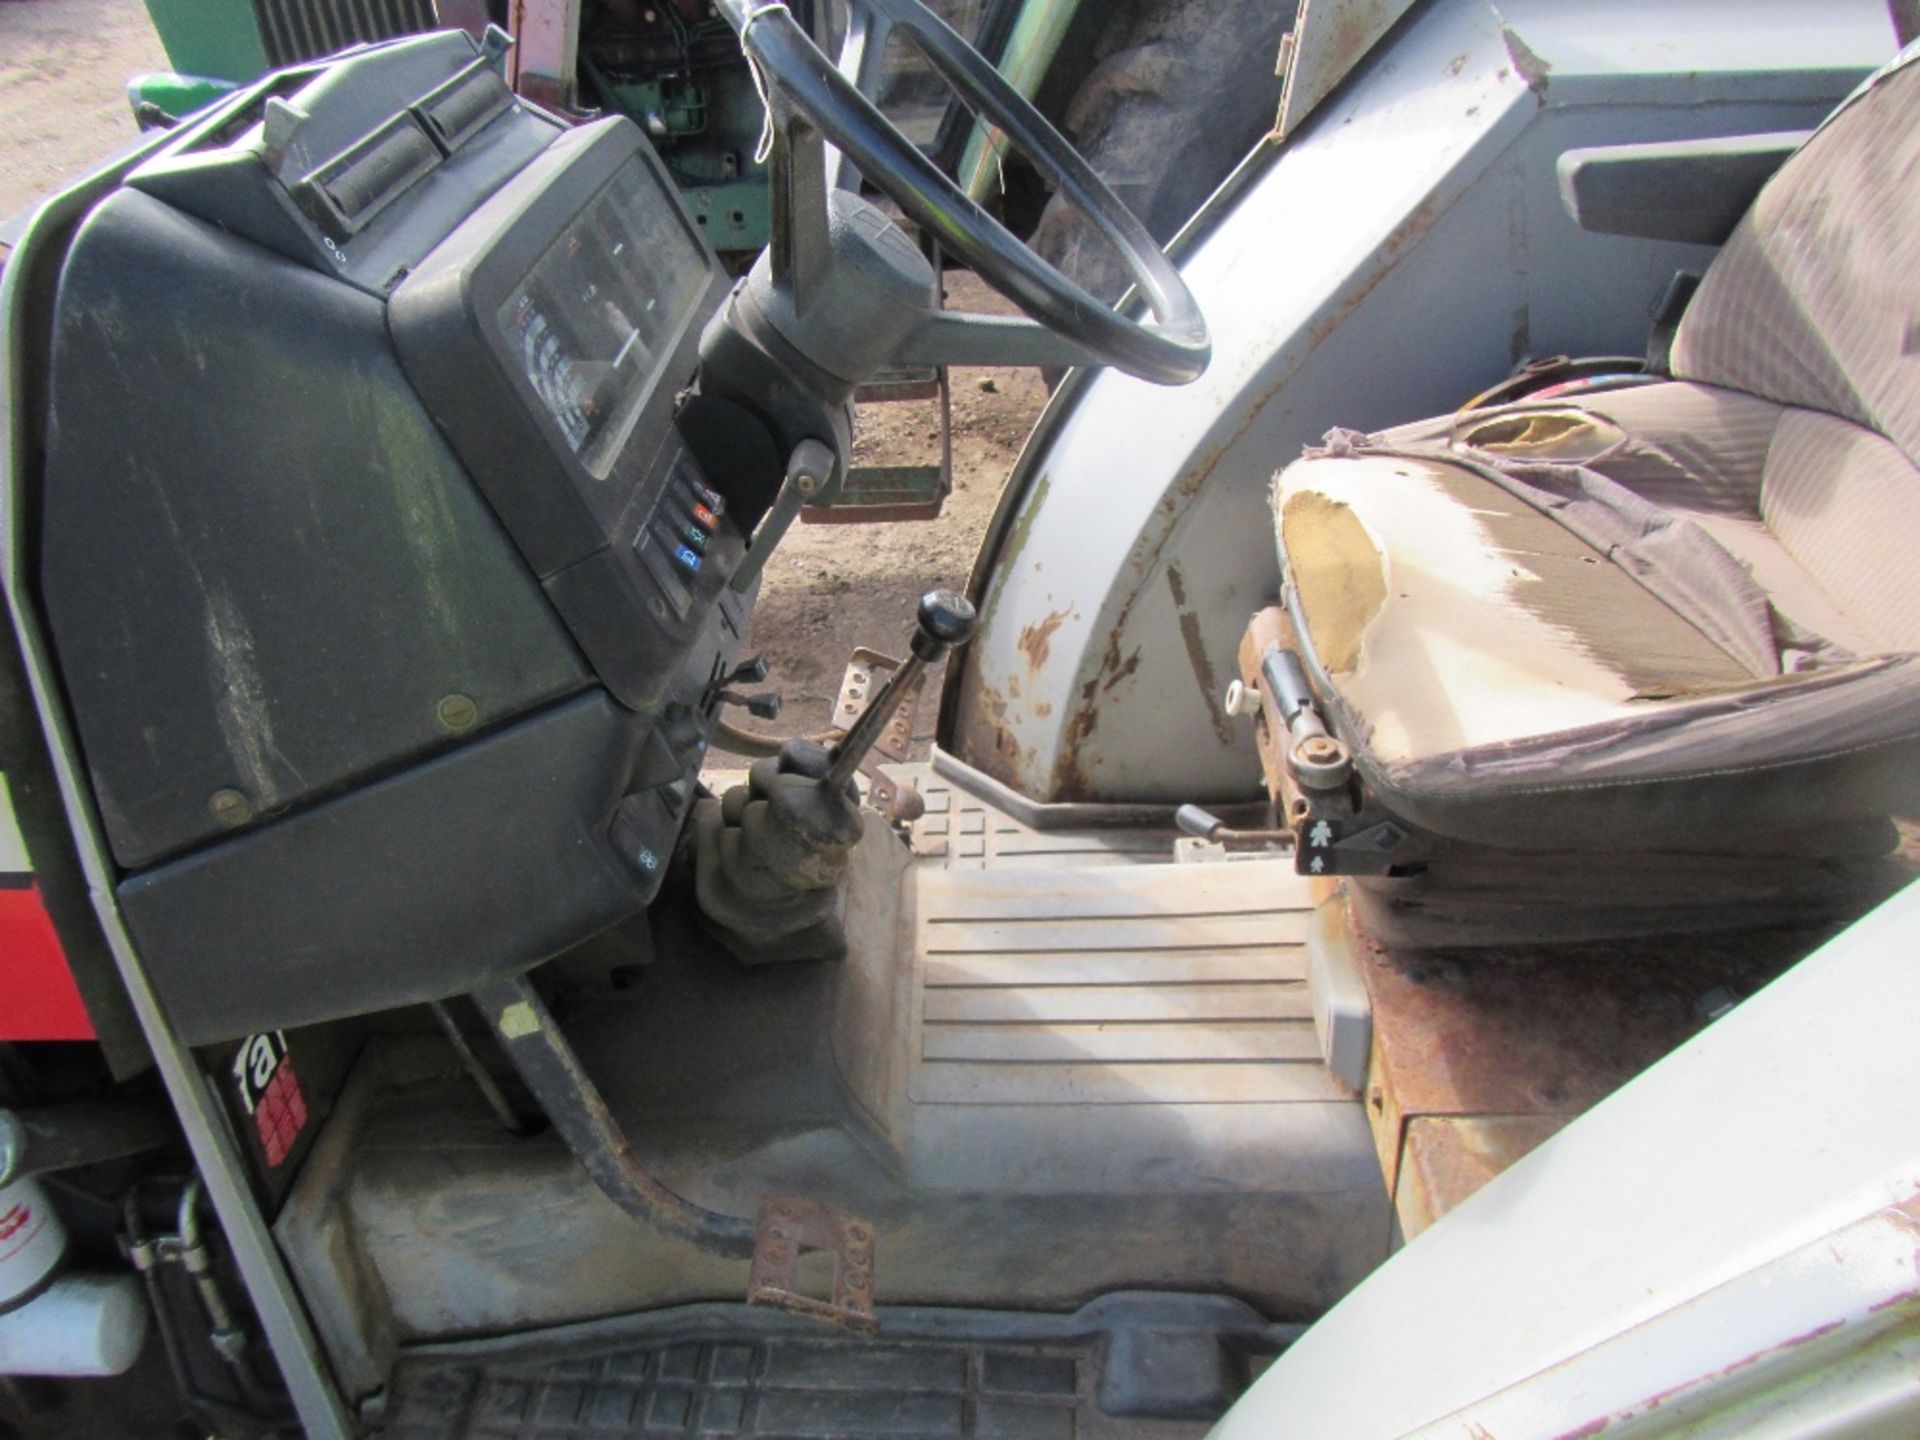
{"left": 1875, "top": 1192, "right": 1920, "bottom": 1296}
{"left": 1399, "top": 1114, "right": 1565, "bottom": 1239}
{"left": 965, "top": 680, "right": 1026, "bottom": 791}
{"left": 1556, "top": 1315, "right": 1851, "bottom": 1439}
{"left": 1358, "top": 910, "right": 1816, "bottom": 1201}
{"left": 1017, "top": 607, "right": 1071, "bottom": 675}
{"left": 1051, "top": 538, "right": 1175, "bottom": 801}
{"left": 1033, "top": 701, "right": 1052, "bottom": 719}
{"left": 1099, "top": 648, "right": 1141, "bottom": 693}
{"left": 954, "top": 472, "right": 1051, "bottom": 780}
{"left": 1277, "top": 0, "right": 1395, "bottom": 137}
{"left": 1166, "top": 564, "right": 1235, "bottom": 748}
{"left": 1051, "top": 672, "right": 1105, "bottom": 802}
{"left": 1328, "top": 6, "right": 1370, "bottom": 71}
{"left": 978, "top": 471, "right": 1052, "bottom": 621}
{"left": 1049, "top": 448, "right": 1228, "bottom": 801}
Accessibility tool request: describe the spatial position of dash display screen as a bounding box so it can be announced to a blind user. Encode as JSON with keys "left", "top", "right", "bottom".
{"left": 498, "top": 156, "right": 708, "bottom": 477}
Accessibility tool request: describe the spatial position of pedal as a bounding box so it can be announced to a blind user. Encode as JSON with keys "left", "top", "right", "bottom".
{"left": 807, "top": 363, "right": 953, "bottom": 524}
{"left": 831, "top": 647, "right": 925, "bottom": 823}
{"left": 806, "top": 239, "right": 953, "bottom": 524}
{"left": 804, "top": 454, "right": 951, "bottom": 522}
{"left": 856, "top": 361, "right": 941, "bottom": 404}
{"left": 746, "top": 1196, "right": 878, "bottom": 1335}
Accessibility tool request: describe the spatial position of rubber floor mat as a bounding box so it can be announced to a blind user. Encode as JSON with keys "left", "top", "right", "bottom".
{"left": 381, "top": 1295, "right": 1293, "bottom": 1439}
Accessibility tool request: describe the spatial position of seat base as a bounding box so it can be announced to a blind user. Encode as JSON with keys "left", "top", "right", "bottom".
{"left": 1345, "top": 821, "right": 1911, "bottom": 951}
{"left": 1233, "top": 603, "right": 1916, "bottom": 948}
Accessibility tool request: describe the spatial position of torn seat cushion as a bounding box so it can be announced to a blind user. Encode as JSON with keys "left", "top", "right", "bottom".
{"left": 1270, "top": 47, "right": 1920, "bottom": 854}
{"left": 1274, "top": 382, "right": 1920, "bottom": 850}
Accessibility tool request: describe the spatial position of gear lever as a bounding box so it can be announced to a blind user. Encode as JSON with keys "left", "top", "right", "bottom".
{"left": 824, "top": 590, "right": 976, "bottom": 793}
{"left": 691, "top": 589, "right": 979, "bottom": 965}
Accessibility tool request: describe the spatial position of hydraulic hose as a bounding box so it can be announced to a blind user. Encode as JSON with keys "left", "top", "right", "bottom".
{"left": 472, "top": 976, "right": 758, "bottom": 1258}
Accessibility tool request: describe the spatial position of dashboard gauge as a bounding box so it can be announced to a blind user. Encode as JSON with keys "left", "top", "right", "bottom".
{"left": 497, "top": 156, "right": 708, "bottom": 476}
{"left": 511, "top": 301, "right": 591, "bottom": 451}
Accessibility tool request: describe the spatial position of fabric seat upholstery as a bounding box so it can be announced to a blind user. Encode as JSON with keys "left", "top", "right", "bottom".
{"left": 1271, "top": 49, "right": 1920, "bottom": 864}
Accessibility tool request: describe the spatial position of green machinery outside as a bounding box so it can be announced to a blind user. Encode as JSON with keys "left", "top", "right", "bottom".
{"left": 127, "top": 0, "right": 1074, "bottom": 260}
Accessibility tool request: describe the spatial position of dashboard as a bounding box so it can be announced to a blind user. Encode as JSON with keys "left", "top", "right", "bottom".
{"left": 38, "top": 33, "right": 783, "bottom": 1041}
{"left": 390, "top": 115, "right": 755, "bottom": 914}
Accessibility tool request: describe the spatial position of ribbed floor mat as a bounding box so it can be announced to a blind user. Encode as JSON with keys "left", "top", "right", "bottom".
{"left": 909, "top": 858, "right": 1338, "bottom": 1107}
{"left": 902, "top": 771, "right": 1174, "bottom": 871}
{"left": 381, "top": 1296, "right": 1292, "bottom": 1439}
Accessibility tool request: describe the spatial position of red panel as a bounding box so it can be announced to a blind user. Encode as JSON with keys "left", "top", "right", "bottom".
{"left": 0, "top": 883, "right": 94, "bottom": 1041}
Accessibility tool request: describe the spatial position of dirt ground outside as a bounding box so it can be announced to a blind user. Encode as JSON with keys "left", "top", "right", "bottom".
{"left": 730, "top": 311, "right": 1046, "bottom": 755}
{"left": 0, "top": 0, "right": 167, "bottom": 222}
{"left": 0, "top": 0, "right": 1048, "bottom": 758}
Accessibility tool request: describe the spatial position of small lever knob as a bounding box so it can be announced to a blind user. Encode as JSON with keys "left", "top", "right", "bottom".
{"left": 1174, "top": 802, "right": 1290, "bottom": 850}
{"left": 718, "top": 688, "right": 782, "bottom": 721}
{"left": 910, "top": 590, "right": 978, "bottom": 662}
{"left": 1175, "top": 804, "right": 1225, "bottom": 841}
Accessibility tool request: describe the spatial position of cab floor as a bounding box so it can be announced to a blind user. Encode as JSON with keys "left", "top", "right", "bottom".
{"left": 279, "top": 764, "right": 1384, "bottom": 1396}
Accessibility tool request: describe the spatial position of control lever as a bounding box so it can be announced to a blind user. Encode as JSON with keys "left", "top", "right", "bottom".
{"left": 823, "top": 590, "right": 976, "bottom": 793}
{"left": 730, "top": 439, "right": 838, "bottom": 595}
{"left": 717, "top": 688, "right": 783, "bottom": 721}
{"left": 1175, "top": 805, "right": 1292, "bottom": 850}
{"left": 707, "top": 654, "right": 782, "bottom": 723}
{"left": 691, "top": 589, "right": 977, "bottom": 967}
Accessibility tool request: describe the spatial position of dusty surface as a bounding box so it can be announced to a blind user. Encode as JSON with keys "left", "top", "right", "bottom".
{"left": 729, "top": 271, "right": 1047, "bottom": 756}
{"left": 0, "top": 0, "right": 168, "bottom": 224}
{"left": 0, "top": 2, "right": 1048, "bottom": 760}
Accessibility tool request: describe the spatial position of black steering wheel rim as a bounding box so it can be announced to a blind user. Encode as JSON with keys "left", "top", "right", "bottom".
{"left": 721, "top": 0, "right": 1211, "bottom": 385}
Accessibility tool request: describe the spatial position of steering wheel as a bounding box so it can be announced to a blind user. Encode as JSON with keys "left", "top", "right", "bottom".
{"left": 714, "top": 0, "right": 1210, "bottom": 386}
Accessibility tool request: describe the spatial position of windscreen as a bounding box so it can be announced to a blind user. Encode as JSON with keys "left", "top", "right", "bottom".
{"left": 497, "top": 155, "right": 708, "bottom": 476}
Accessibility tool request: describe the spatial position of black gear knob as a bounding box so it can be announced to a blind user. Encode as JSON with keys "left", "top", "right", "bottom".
{"left": 911, "top": 590, "right": 978, "bottom": 661}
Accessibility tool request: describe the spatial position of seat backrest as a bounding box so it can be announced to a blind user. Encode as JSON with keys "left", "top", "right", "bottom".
{"left": 1671, "top": 47, "right": 1920, "bottom": 652}
{"left": 1671, "top": 48, "right": 1920, "bottom": 463}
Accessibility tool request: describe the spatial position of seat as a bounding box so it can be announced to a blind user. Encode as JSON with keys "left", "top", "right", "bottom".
{"left": 1269, "top": 48, "right": 1920, "bottom": 941}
